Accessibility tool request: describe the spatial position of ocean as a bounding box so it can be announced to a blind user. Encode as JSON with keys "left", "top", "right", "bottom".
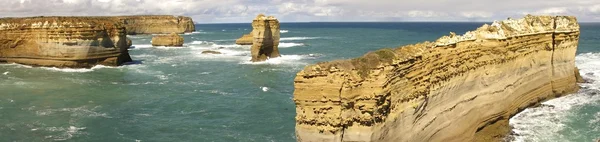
{"left": 0, "top": 22, "right": 598, "bottom": 142}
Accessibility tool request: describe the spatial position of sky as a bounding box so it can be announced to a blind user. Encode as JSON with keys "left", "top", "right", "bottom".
{"left": 1, "top": 0, "right": 600, "bottom": 23}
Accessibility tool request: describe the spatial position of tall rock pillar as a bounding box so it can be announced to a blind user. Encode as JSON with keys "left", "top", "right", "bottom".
{"left": 250, "top": 14, "right": 281, "bottom": 62}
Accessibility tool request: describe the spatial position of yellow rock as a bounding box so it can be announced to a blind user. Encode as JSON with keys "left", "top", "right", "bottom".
{"left": 293, "top": 15, "right": 581, "bottom": 142}
{"left": 250, "top": 14, "right": 281, "bottom": 62}
{"left": 0, "top": 16, "right": 132, "bottom": 68}
{"left": 151, "top": 33, "right": 184, "bottom": 47}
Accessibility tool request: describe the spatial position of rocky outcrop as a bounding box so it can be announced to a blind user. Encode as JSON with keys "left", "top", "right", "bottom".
{"left": 201, "top": 50, "right": 222, "bottom": 54}
{"left": 115, "top": 15, "right": 195, "bottom": 35}
{"left": 151, "top": 33, "right": 184, "bottom": 47}
{"left": 0, "top": 16, "right": 132, "bottom": 68}
{"left": 293, "top": 15, "right": 581, "bottom": 142}
{"left": 235, "top": 33, "right": 253, "bottom": 45}
{"left": 250, "top": 14, "right": 281, "bottom": 62}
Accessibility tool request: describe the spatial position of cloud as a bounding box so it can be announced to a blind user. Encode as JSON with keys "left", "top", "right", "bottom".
{"left": 0, "top": 0, "right": 599, "bottom": 23}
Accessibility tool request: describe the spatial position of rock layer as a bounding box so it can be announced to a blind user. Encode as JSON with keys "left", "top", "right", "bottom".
{"left": 250, "top": 14, "right": 281, "bottom": 62}
{"left": 151, "top": 33, "right": 184, "bottom": 47}
{"left": 235, "top": 33, "right": 253, "bottom": 45}
{"left": 116, "top": 15, "right": 195, "bottom": 35}
{"left": 293, "top": 15, "right": 581, "bottom": 142}
{"left": 0, "top": 16, "right": 132, "bottom": 68}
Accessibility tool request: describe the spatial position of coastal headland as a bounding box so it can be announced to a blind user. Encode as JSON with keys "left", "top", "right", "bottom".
{"left": 293, "top": 15, "right": 582, "bottom": 142}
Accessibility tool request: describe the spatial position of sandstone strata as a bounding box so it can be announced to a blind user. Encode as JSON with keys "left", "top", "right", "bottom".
{"left": 235, "top": 33, "right": 253, "bottom": 45}
{"left": 116, "top": 15, "right": 195, "bottom": 35}
{"left": 0, "top": 16, "right": 132, "bottom": 68}
{"left": 151, "top": 33, "right": 184, "bottom": 47}
{"left": 250, "top": 14, "right": 281, "bottom": 62}
{"left": 293, "top": 15, "right": 581, "bottom": 142}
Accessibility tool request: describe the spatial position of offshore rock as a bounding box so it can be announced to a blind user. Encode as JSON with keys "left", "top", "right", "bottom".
{"left": 201, "top": 50, "right": 222, "bottom": 54}
{"left": 0, "top": 16, "right": 132, "bottom": 68}
{"left": 250, "top": 14, "right": 281, "bottom": 62}
{"left": 116, "top": 15, "right": 195, "bottom": 35}
{"left": 151, "top": 33, "right": 184, "bottom": 47}
{"left": 293, "top": 15, "right": 581, "bottom": 142}
{"left": 235, "top": 33, "right": 253, "bottom": 45}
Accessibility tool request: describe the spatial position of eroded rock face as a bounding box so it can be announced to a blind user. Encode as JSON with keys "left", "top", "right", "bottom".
{"left": 151, "top": 33, "right": 184, "bottom": 47}
{"left": 250, "top": 14, "right": 281, "bottom": 62}
{"left": 0, "top": 16, "right": 132, "bottom": 68}
{"left": 116, "top": 15, "right": 195, "bottom": 35}
{"left": 235, "top": 33, "right": 253, "bottom": 45}
{"left": 293, "top": 15, "right": 581, "bottom": 142}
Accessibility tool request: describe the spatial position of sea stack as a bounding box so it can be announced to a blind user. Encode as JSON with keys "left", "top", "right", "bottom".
{"left": 0, "top": 16, "right": 132, "bottom": 68}
{"left": 151, "top": 33, "right": 184, "bottom": 47}
{"left": 250, "top": 14, "right": 281, "bottom": 62}
{"left": 293, "top": 15, "right": 581, "bottom": 142}
{"left": 116, "top": 15, "right": 195, "bottom": 35}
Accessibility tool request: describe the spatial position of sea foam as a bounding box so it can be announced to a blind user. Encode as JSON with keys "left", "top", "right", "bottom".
{"left": 508, "top": 52, "right": 600, "bottom": 142}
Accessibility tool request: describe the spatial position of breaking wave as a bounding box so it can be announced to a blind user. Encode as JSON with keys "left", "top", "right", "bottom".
{"left": 279, "top": 42, "right": 305, "bottom": 48}
{"left": 280, "top": 37, "right": 320, "bottom": 41}
{"left": 508, "top": 52, "right": 600, "bottom": 142}
{"left": 280, "top": 30, "right": 289, "bottom": 33}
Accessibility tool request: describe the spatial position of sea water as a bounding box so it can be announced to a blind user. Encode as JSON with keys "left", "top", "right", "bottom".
{"left": 0, "top": 22, "right": 598, "bottom": 141}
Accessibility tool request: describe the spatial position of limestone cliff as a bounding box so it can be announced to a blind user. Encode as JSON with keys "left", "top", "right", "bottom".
{"left": 293, "top": 15, "right": 581, "bottom": 142}
{"left": 235, "top": 33, "right": 253, "bottom": 45}
{"left": 151, "top": 33, "right": 184, "bottom": 47}
{"left": 250, "top": 14, "right": 281, "bottom": 62}
{"left": 0, "top": 16, "right": 132, "bottom": 68}
{"left": 115, "top": 15, "right": 195, "bottom": 35}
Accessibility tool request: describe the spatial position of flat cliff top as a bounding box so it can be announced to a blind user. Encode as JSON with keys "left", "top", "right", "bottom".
{"left": 299, "top": 15, "right": 579, "bottom": 78}
{"left": 0, "top": 16, "right": 124, "bottom": 30}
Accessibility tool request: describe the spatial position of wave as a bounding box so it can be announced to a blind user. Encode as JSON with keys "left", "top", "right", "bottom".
{"left": 239, "top": 54, "right": 314, "bottom": 65}
{"left": 183, "top": 31, "right": 208, "bottom": 35}
{"left": 279, "top": 42, "right": 305, "bottom": 48}
{"left": 508, "top": 52, "right": 600, "bottom": 142}
{"left": 188, "top": 40, "right": 245, "bottom": 48}
{"left": 280, "top": 30, "right": 289, "bottom": 33}
{"left": 40, "top": 65, "right": 116, "bottom": 73}
{"left": 280, "top": 37, "right": 320, "bottom": 41}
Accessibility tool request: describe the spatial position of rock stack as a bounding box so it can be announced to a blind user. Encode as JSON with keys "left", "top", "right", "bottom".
{"left": 293, "top": 15, "right": 581, "bottom": 142}
{"left": 249, "top": 14, "right": 281, "bottom": 62}
{"left": 151, "top": 33, "right": 184, "bottom": 47}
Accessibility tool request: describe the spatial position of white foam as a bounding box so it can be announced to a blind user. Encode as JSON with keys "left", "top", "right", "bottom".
{"left": 188, "top": 40, "right": 245, "bottom": 48}
{"left": 183, "top": 31, "right": 205, "bottom": 35}
{"left": 508, "top": 52, "right": 600, "bottom": 142}
{"left": 279, "top": 42, "right": 304, "bottom": 48}
{"left": 240, "top": 54, "right": 311, "bottom": 65}
{"left": 280, "top": 30, "right": 289, "bottom": 33}
{"left": 261, "top": 86, "right": 269, "bottom": 92}
{"left": 280, "top": 37, "right": 319, "bottom": 41}
{"left": 130, "top": 44, "right": 154, "bottom": 49}
{"left": 2, "top": 72, "right": 8, "bottom": 75}
{"left": 40, "top": 65, "right": 114, "bottom": 73}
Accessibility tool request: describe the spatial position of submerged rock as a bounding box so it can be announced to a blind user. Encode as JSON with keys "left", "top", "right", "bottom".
{"left": 201, "top": 50, "right": 222, "bottom": 54}
{"left": 293, "top": 15, "right": 582, "bottom": 142}
{"left": 250, "top": 14, "right": 281, "bottom": 62}
{"left": 0, "top": 16, "right": 132, "bottom": 68}
{"left": 151, "top": 33, "right": 184, "bottom": 47}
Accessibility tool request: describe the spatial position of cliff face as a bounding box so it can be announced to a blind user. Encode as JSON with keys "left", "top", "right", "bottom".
{"left": 152, "top": 33, "right": 184, "bottom": 47}
{"left": 250, "top": 14, "right": 281, "bottom": 62}
{"left": 0, "top": 17, "right": 132, "bottom": 68}
{"left": 116, "top": 15, "right": 195, "bottom": 35}
{"left": 293, "top": 15, "right": 581, "bottom": 142}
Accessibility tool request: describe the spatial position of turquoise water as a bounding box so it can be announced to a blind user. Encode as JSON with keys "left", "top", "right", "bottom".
{"left": 0, "top": 22, "right": 599, "bottom": 142}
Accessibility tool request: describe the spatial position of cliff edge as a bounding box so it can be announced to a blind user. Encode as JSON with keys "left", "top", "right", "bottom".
{"left": 0, "top": 17, "right": 132, "bottom": 68}
{"left": 293, "top": 15, "right": 581, "bottom": 142}
{"left": 116, "top": 15, "right": 195, "bottom": 35}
